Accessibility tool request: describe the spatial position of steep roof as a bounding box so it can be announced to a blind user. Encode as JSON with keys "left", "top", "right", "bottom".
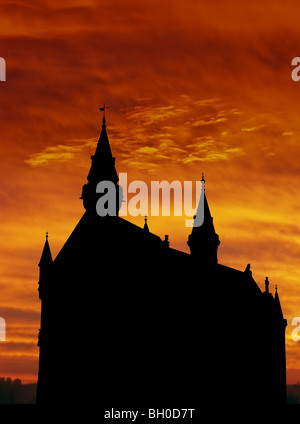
{"left": 274, "top": 286, "right": 284, "bottom": 320}
{"left": 87, "top": 116, "right": 118, "bottom": 184}
{"left": 54, "top": 213, "right": 162, "bottom": 266}
{"left": 38, "top": 235, "right": 52, "bottom": 267}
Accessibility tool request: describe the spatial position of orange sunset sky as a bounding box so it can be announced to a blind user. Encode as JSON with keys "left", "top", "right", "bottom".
{"left": 1, "top": 0, "right": 300, "bottom": 385}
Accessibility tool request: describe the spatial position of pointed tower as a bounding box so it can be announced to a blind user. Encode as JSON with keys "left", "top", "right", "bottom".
{"left": 274, "top": 285, "right": 285, "bottom": 320}
{"left": 38, "top": 232, "right": 53, "bottom": 300}
{"left": 80, "top": 110, "right": 122, "bottom": 214}
{"left": 273, "top": 285, "right": 288, "bottom": 404}
{"left": 36, "top": 233, "right": 53, "bottom": 405}
{"left": 187, "top": 174, "right": 220, "bottom": 266}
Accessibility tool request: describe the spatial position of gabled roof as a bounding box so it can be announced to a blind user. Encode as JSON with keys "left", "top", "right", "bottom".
{"left": 54, "top": 213, "right": 162, "bottom": 266}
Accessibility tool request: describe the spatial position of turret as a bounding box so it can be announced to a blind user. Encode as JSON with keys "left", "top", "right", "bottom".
{"left": 38, "top": 232, "right": 53, "bottom": 300}
{"left": 273, "top": 285, "right": 288, "bottom": 404}
{"left": 81, "top": 108, "right": 122, "bottom": 215}
{"left": 274, "top": 285, "right": 287, "bottom": 326}
{"left": 187, "top": 174, "right": 220, "bottom": 266}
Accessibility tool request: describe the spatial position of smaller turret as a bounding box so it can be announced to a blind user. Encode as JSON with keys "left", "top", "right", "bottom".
{"left": 38, "top": 232, "right": 53, "bottom": 300}
{"left": 143, "top": 216, "right": 149, "bottom": 233}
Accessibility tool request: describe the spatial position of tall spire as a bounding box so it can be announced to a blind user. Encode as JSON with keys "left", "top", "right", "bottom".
{"left": 81, "top": 108, "right": 121, "bottom": 214}
{"left": 88, "top": 106, "right": 115, "bottom": 181}
{"left": 39, "top": 232, "right": 52, "bottom": 267}
{"left": 187, "top": 174, "right": 220, "bottom": 265}
{"left": 274, "top": 285, "right": 285, "bottom": 321}
{"left": 38, "top": 233, "right": 53, "bottom": 300}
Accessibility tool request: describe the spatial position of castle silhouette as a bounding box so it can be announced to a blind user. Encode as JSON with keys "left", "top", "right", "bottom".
{"left": 36, "top": 112, "right": 287, "bottom": 405}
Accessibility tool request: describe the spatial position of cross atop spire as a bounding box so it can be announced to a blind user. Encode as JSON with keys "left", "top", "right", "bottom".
{"left": 99, "top": 103, "right": 110, "bottom": 128}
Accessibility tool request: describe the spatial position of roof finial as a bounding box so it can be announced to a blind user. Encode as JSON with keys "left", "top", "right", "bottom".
{"left": 201, "top": 172, "right": 206, "bottom": 192}
{"left": 143, "top": 215, "right": 149, "bottom": 232}
{"left": 163, "top": 235, "right": 170, "bottom": 248}
{"left": 99, "top": 103, "right": 110, "bottom": 128}
{"left": 46, "top": 232, "right": 48, "bottom": 240}
{"left": 265, "top": 277, "right": 269, "bottom": 293}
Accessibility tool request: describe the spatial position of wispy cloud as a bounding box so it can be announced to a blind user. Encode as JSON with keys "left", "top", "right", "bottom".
{"left": 135, "top": 146, "right": 158, "bottom": 154}
{"left": 191, "top": 117, "right": 228, "bottom": 126}
{"left": 241, "top": 125, "right": 265, "bottom": 132}
{"left": 124, "top": 105, "right": 177, "bottom": 126}
{"left": 25, "top": 138, "right": 97, "bottom": 166}
{"left": 184, "top": 136, "right": 244, "bottom": 164}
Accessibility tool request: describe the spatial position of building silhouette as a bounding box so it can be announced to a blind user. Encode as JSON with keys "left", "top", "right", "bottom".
{"left": 36, "top": 113, "right": 287, "bottom": 405}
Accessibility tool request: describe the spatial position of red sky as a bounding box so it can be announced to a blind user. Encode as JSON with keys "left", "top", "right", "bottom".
{"left": 0, "top": 0, "right": 300, "bottom": 384}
